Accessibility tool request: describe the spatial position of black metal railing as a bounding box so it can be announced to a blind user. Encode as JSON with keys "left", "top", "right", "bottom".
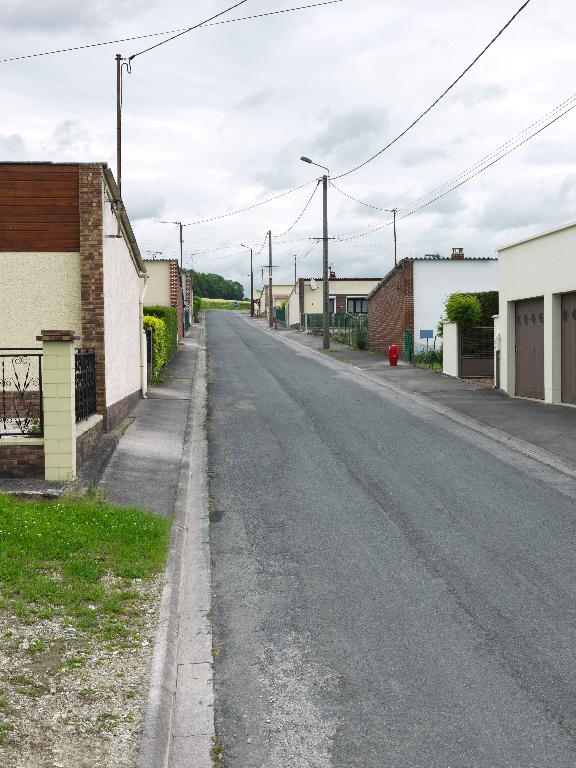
{"left": 0, "top": 350, "right": 43, "bottom": 436}
{"left": 460, "top": 326, "right": 494, "bottom": 358}
{"left": 75, "top": 348, "right": 97, "bottom": 422}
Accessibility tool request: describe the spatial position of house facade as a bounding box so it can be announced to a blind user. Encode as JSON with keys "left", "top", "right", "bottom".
{"left": 144, "top": 258, "right": 185, "bottom": 339}
{"left": 368, "top": 250, "right": 498, "bottom": 356}
{"left": 494, "top": 221, "right": 576, "bottom": 404}
{"left": 0, "top": 162, "right": 147, "bottom": 433}
{"left": 258, "top": 284, "right": 294, "bottom": 318}
{"left": 286, "top": 274, "right": 382, "bottom": 328}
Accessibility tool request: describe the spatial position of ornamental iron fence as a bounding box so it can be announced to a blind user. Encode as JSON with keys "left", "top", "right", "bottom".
{"left": 75, "top": 348, "right": 97, "bottom": 422}
{"left": 0, "top": 350, "right": 43, "bottom": 436}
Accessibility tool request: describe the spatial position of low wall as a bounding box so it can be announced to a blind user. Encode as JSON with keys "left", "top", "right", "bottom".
{"left": 106, "top": 389, "right": 141, "bottom": 431}
{"left": 0, "top": 440, "right": 44, "bottom": 479}
{"left": 76, "top": 414, "right": 104, "bottom": 468}
{"left": 442, "top": 322, "right": 459, "bottom": 377}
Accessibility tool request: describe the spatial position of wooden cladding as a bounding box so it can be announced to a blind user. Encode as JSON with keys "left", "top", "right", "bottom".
{"left": 0, "top": 164, "right": 80, "bottom": 251}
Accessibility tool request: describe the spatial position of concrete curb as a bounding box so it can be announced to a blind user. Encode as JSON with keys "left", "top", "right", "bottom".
{"left": 248, "top": 317, "right": 576, "bottom": 481}
{"left": 136, "top": 321, "right": 213, "bottom": 768}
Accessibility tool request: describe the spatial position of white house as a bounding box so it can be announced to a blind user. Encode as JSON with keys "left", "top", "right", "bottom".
{"left": 494, "top": 221, "right": 576, "bottom": 404}
{"left": 286, "top": 274, "right": 382, "bottom": 328}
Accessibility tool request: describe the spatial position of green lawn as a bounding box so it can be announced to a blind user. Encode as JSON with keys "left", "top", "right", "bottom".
{"left": 200, "top": 298, "right": 250, "bottom": 311}
{"left": 0, "top": 492, "right": 171, "bottom": 746}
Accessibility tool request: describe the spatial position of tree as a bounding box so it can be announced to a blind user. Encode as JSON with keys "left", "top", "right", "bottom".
{"left": 184, "top": 270, "right": 244, "bottom": 300}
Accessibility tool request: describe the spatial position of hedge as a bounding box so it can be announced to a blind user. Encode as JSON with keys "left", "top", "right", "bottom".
{"left": 193, "top": 295, "right": 201, "bottom": 323}
{"left": 144, "top": 305, "right": 178, "bottom": 361}
{"left": 143, "top": 315, "right": 167, "bottom": 379}
{"left": 444, "top": 294, "right": 482, "bottom": 329}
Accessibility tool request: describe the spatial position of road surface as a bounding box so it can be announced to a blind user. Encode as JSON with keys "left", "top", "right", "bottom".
{"left": 207, "top": 311, "right": 576, "bottom": 768}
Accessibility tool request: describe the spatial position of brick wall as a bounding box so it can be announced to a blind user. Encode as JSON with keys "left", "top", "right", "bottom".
{"left": 76, "top": 419, "right": 104, "bottom": 468}
{"left": 79, "top": 165, "right": 107, "bottom": 423}
{"left": 336, "top": 295, "right": 346, "bottom": 314}
{"left": 298, "top": 279, "right": 305, "bottom": 314}
{"left": 368, "top": 260, "right": 414, "bottom": 357}
{"left": 169, "top": 260, "right": 184, "bottom": 338}
{"left": 106, "top": 389, "right": 140, "bottom": 431}
{"left": 0, "top": 444, "right": 44, "bottom": 479}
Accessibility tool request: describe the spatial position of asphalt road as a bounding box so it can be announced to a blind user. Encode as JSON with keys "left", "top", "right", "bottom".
{"left": 207, "top": 311, "right": 576, "bottom": 768}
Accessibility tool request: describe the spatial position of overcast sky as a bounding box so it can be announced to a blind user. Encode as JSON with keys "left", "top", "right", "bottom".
{"left": 1, "top": 0, "right": 575, "bottom": 293}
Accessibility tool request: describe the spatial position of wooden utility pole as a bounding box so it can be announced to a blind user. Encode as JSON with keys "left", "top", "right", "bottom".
{"left": 178, "top": 222, "right": 184, "bottom": 270}
{"left": 392, "top": 207, "right": 397, "bottom": 267}
{"left": 116, "top": 54, "right": 122, "bottom": 199}
{"left": 249, "top": 248, "right": 254, "bottom": 317}
{"left": 268, "top": 230, "right": 273, "bottom": 328}
{"left": 322, "top": 175, "right": 330, "bottom": 350}
{"left": 294, "top": 255, "right": 297, "bottom": 286}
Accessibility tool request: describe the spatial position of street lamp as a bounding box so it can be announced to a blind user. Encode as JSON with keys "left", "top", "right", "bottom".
{"left": 240, "top": 243, "right": 254, "bottom": 317}
{"left": 301, "top": 156, "right": 330, "bottom": 350}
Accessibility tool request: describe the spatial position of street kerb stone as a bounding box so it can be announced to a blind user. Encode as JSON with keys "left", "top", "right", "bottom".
{"left": 169, "top": 735, "right": 214, "bottom": 768}
{"left": 172, "top": 662, "right": 214, "bottom": 738}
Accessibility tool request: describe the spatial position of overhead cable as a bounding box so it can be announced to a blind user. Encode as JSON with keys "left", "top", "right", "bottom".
{"left": 0, "top": 1, "right": 345, "bottom": 65}
{"left": 332, "top": 0, "right": 532, "bottom": 180}
{"left": 274, "top": 180, "right": 321, "bottom": 237}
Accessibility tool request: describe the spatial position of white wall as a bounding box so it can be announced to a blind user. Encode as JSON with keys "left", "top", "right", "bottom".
{"left": 286, "top": 286, "right": 299, "bottom": 327}
{"left": 143, "top": 260, "right": 171, "bottom": 306}
{"left": 442, "top": 322, "right": 459, "bottom": 377}
{"left": 498, "top": 222, "right": 576, "bottom": 402}
{"left": 413, "top": 260, "right": 499, "bottom": 350}
{"left": 0, "top": 252, "right": 82, "bottom": 348}
{"left": 102, "top": 187, "right": 143, "bottom": 407}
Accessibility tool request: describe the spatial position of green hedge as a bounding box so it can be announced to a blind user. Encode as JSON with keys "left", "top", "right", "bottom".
{"left": 193, "top": 295, "right": 201, "bottom": 323}
{"left": 143, "top": 315, "right": 167, "bottom": 379}
{"left": 144, "top": 305, "right": 178, "bottom": 360}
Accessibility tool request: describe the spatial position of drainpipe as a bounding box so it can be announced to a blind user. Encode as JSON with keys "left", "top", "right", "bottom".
{"left": 139, "top": 273, "right": 149, "bottom": 397}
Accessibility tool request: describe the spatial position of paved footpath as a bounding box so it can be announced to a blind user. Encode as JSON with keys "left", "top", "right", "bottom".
{"left": 209, "top": 310, "right": 576, "bottom": 768}
{"left": 101, "top": 323, "right": 214, "bottom": 768}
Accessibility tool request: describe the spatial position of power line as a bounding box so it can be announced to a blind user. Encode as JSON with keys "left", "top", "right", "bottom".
{"left": 129, "top": 0, "right": 248, "bottom": 61}
{"left": 335, "top": 94, "right": 576, "bottom": 242}
{"left": 274, "top": 180, "right": 321, "bottom": 237}
{"left": 332, "top": 0, "right": 533, "bottom": 180}
{"left": 0, "top": 1, "right": 345, "bottom": 65}
{"left": 177, "top": 179, "right": 318, "bottom": 226}
{"left": 329, "top": 181, "right": 389, "bottom": 211}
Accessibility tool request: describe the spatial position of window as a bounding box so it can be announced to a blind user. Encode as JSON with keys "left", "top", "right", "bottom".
{"left": 347, "top": 297, "right": 367, "bottom": 313}
{"left": 329, "top": 297, "right": 335, "bottom": 314}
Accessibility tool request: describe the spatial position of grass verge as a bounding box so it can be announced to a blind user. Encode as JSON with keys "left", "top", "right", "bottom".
{"left": 0, "top": 491, "right": 171, "bottom": 761}
{"left": 200, "top": 298, "right": 250, "bottom": 311}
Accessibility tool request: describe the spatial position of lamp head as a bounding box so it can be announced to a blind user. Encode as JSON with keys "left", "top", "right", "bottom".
{"left": 300, "top": 156, "right": 313, "bottom": 164}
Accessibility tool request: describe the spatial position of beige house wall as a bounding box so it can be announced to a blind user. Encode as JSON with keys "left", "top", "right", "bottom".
{"left": 302, "top": 279, "right": 381, "bottom": 313}
{"left": 287, "top": 286, "right": 299, "bottom": 327}
{"left": 0, "top": 252, "right": 82, "bottom": 348}
{"left": 143, "top": 260, "right": 171, "bottom": 306}
{"left": 498, "top": 222, "right": 576, "bottom": 403}
{"left": 102, "top": 187, "right": 143, "bottom": 407}
{"left": 259, "top": 284, "right": 293, "bottom": 317}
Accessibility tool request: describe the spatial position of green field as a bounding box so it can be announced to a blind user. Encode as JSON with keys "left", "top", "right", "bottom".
{"left": 200, "top": 298, "right": 251, "bottom": 311}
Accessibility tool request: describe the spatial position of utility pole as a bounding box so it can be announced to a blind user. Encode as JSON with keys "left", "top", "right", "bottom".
{"left": 178, "top": 222, "right": 184, "bottom": 271}
{"left": 294, "top": 255, "right": 297, "bottom": 286}
{"left": 116, "top": 54, "right": 122, "bottom": 200}
{"left": 322, "top": 174, "right": 329, "bottom": 350}
{"left": 268, "top": 230, "right": 273, "bottom": 328}
{"left": 241, "top": 243, "right": 254, "bottom": 317}
{"left": 392, "top": 207, "right": 397, "bottom": 267}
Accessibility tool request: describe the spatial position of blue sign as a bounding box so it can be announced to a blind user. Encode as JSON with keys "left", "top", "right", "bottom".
{"left": 420, "top": 329, "right": 434, "bottom": 339}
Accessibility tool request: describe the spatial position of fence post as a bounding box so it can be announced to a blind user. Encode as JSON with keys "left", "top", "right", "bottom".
{"left": 36, "top": 330, "right": 78, "bottom": 482}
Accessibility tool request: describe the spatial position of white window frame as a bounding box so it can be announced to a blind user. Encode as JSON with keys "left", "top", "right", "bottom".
{"left": 346, "top": 295, "right": 368, "bottom": 313}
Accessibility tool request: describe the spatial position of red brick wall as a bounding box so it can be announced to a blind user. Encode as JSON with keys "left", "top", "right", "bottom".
{"left": 336, "top": 295, "right": 346, "bottom": 314}
{"left": 169, "top": 260, "right": 184, "bottom": 339}
{"left": 79, "top": 165, "right": 107, "bottom": 422}
{"left": 368, "top": 261, "right": 414, "bottom": 357}
{"left": 298, "top": 279, "right": 305, "bottom": 314}
{"left": 0, "top": 444, "right": 44, "bottom": 479}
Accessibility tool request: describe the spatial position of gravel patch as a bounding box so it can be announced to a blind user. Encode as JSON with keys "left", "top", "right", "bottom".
{"left": 0, "top": 574, "right": 163, "bottom": 768}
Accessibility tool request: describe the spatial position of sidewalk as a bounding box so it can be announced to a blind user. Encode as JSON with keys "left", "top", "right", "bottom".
{"left": 251, "top": 317, "right": 576, "bottom": 469}
{"left": 100, "top": 323, "right": 213, "bottom": 768}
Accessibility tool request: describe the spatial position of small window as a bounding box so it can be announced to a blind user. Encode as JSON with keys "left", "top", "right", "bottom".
{"left": 328, "top": 297, "right": 335, "bottom": 314}
{"left": 347, "top": 297, "right": 368, "bottom": 313}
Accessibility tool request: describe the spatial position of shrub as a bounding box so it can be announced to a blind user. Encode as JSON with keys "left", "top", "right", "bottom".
{"left": 143, "top": 315, "right": 167, "bottom": 379}
{"left": 144, "top": 306, "right": 178, "bottom": 360}
{"left": 444, "top": 294, "right": 482, "bottom": 328}
{"left": 354, "top": 326, "right": 368, "bottom": 350}
{"left": 193, "top": 295, "right": 201, "bottom": 323}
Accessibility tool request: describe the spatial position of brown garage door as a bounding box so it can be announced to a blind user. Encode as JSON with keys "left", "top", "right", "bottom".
{"left": 515, "top": 297, "right": 544, "bottom": 399}
{"left": 562, "top": 292, "right": 576, "bottom": 405}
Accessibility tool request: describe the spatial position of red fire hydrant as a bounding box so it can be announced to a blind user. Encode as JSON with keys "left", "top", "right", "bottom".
{"left": 389, "top": 344, "right": 399, "bottom": 366}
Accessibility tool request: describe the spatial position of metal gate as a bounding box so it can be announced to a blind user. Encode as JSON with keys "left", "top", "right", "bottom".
{"left": 515, "top": 297, "right": 544, "bottom": 399}
{"left": 459, "top": 327, "right": 494, "bottom": 377}
{"left": 562, "top": 292, "right": 576, "bottom": 405}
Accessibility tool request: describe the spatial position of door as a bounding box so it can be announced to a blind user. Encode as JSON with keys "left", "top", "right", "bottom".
{"left": 562, "top": 292, "right": 576, "bottom": 405}
{"left": 515, "top": 297, "right": 544, "bottom": 399}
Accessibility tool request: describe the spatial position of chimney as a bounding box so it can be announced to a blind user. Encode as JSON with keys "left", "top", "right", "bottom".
{"left": 451, "top": 247, "right": 464, "bottom": 260}
{"left": 329, "top": 269, "right": 336, "bottom": 279}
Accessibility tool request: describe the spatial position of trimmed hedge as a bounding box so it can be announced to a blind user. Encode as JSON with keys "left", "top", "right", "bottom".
{"left": 143, "top": 315, "right": 167, "bottom": 379}
{"left": 144, "top": 306, "right": 178, "bottom": 360}
{"left": 193, "top": 295, "right": 201, "bottom": 323}
{"left": 445, "top": 294, "right": 482, "bottom": 329}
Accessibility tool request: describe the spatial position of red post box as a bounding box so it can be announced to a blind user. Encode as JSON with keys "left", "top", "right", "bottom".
{"left": 389, "top": 344, "right": 399, "bottom": 366}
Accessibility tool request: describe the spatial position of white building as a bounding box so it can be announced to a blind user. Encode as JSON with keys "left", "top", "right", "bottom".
{"left": 286, "top": 275, "right": 382, "bottom": 328}
{"left": 494, "top": 221, "right": 576, "bottom": 404}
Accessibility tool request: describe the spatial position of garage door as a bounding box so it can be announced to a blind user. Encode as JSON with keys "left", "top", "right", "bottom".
{"left": 562, "top": 292, "right": 576, "bottom": 405}
{"left": 515, "top": 297, "right": 544, "bottom": 399}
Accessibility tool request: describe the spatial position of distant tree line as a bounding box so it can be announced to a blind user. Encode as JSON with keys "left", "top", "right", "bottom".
{"left": 184, "top": 270, "right": 245, "bottom": 300}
